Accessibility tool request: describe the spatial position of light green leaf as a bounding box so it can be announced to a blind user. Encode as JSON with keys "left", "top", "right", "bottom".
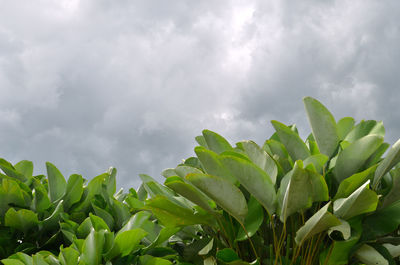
{"left": 0, "top": 158, "right": 26, "bottom": 181}
{"left": 118, "top": 211, "right": 152, "bottom": 235}
{"left": 202, "top": 129, "right": 233, "bottom": 154}
{"left": 106, "top": 228, "right": 147, "bottom": 259}
{"left": 345, "top": 120, "right": 385, "bottom": 143}
{"left": 92, "top": 203, "right": 115, "bottom": 231}
{"left": 333, "top": 180, "right": 378, "bottom": 220}
{"left": 334, "top": 165, "right": 378, "bottom": 200}
{"left": 236, "top": 196, "right": 264, "bottom": 241}
{"left": 5, "top": 208, "right": 38, "bottom": 234}
{"left": 195, "top": 146, "right": 236, "bottom": 185}
{"left": 59, "top": 246, "right": 80, "bottom": 265}
{"left": 174, "top": 165, "right": 203, "bottom": 178}
{"left": 354, "top": 244, "right": 389, "bottom": 265}
{"left": 195, "top": 135, "right": 209, "bottom": 148}
{"left": 164, "top": 176, "right": 216, "bottom": 214}
{"left": 382, "top": 168, "right": 400, "bottom": 208}
{"left": 187, "top": 173, "right": 248, "bottom": 223}
{"left": 14, "top": 160, "right": 33, "bottom": 179}
{"left": 144, "top": 195, "right": 215, "bottom": 227}
{"left": 303, "top": 154, "right": 328, "bottom": 174}
{"left": 383, "top": 244, "right": 400, "bottom": 258}
{"left": 327, "top": 219, "right": 351, "bottom": 240}
{"left": 303, "top": 96, "right": 339, "bottom": 158}
{"left": 334, "top": 135, "right": 384, "bottom": 183}
{"left": 32, "top": 180, "right": 52, "bottom": 213}
{"left": 373, "top": 139, "right": 400, "bottom": 189}
{"left": 106, "top": 167, "right": 117, "bottom": 196}
{"left": 80, "top": 229, "right": 106, "bottom": 265}
{"left": 40, "top": 200, "right": 64, "bottom": 232}
{"left": 237, "top": 140, "right": 278, "bottom": 184}
{"left": 220, "top": 155, "right": 276, "bottom": 215}
{"left": 0, "top": 178, "right": 28, "bottom": 216}
{"left": 337, "top": 117, "right": 355, "bottom": 140}
{"left": 46, "top": 162, "right": 67, "bottom": 202}
{"left": 63, "top": 174, "right": 83, "bottom": 210}
{"left": 295, "top": 202, "right": 340, "bottom": 246}
{"left": 271, "top": 120, "right": 310, "bottom": 161}
{"left": 1, "top": 259, "right": 26, "bottom": 265}
{"left": 89, "top": 213, "right": 110, "bottom": 231}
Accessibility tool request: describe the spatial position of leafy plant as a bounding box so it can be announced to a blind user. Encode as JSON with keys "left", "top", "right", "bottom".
{"left": 142, "top": 97, "right": 400, "bottom": 265}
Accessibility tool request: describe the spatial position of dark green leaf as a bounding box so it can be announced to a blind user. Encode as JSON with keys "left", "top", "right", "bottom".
{"left": 46, "top": 162, "right": 66, "bottom": 202}
{"left": 236, "top": 196, "right": 264, "bottom": 241}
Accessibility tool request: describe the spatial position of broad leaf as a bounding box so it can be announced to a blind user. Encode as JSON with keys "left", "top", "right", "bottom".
{"left": 220, "top": 155, "right": 276, "bottom": 214}
{"left": 202, "top": 129, "right": 233, "bottom": 154}
{"left": 334, "top": 135, "right": 383, "bottom": 182}
{"left": 236, "top": 196, "right": 264, "bottom": 241}
{"left": 59, "top": 246, "right": 79, "bottom": 265}
{"left": 271, "top": 120, "right": 310, "bottom": 161}
{"left": 295, "top": 202, "right": 340, "bottom": 246}
{"left": 5, "top": 208, "right": 38, "bottom": 234}
{"left": 337, "top": 117, "right": 355, "bottom": 140}
{"left": 63, "top": 174, "right": 83, "bottom": 210}
{"left": 354, "top": 244, "right": 389, "bottom": 265}
{"left": 303, "top": 154, "right": 328, "bottom": 174}
{"left": 80, "top": 229, "right": 105, "bottom": 265}
{"left": 345, "top": 120, "right": 385, "bottom": 143}
{"left": 106, "top": 228, "right": 147, "bottom": 259}
{"left": 382, "top": 168, "right": 400, "bottom": 208}
{"left": 14, "top": 160, "right": 33, "bottom": 179}
{"left": 303, "top": 96, "right": 339, "bottom": 158}
{"left": 373, "top": 139, "right": 400, "bottom": 189}
{"left": 333, "top": 180, "right": 378, "bottom": 220}
{"left": 0, "top": 158, "right": 26, "bottom": 181}
{"left": 46, "top": 162, "right": 67, "bottom": 202}
{"left": 187, "top": 173, "right": 248, "bottom": 223}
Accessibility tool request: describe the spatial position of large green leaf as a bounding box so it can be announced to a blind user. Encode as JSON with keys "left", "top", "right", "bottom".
{"left": 0, "top": 158, "right": 26, "bottom": 181}
{"left": 382, "top": 168, "right": 400, "bottom": 208}
{"left": 186, "top": 173, "right": 248, "bottom": 223}
{"left": 14, "top": 160, "right": 33, "bottom": 179}
{"left": 40, "top": 199, "right": 64, "bottom": 232}
{"left": 105, "top": 228, "right": 147, "bottom": 259}
{"left": 295, "top": 202, "right": 341, "bottom": 246}
{"left": 277, "top": 161, "right": 328, "bottom": 222}
{"left": 59, "top": 246, "right": 80, "bottom": 265}
{"left": 345, "top": 120, "right": 385, "bottom": 143}
{"left": 337, "top": 117, "right": 355, "bottom": 140}
{"left": 373, "top": 139, "right": 400, "bottom": 189}
{"left": 1, "top": 259, "right": 25, "bottom": 265}
{"left": 46, "top": 162, "right": 67, "bottom": 202}
{"left": 5, "top": 208, "right": 38, "bottom": 234}
{"left": 363, "top": 200, "right": 400, "bottom": 240}
{"left": 334, "top": 165, "right": 378, "bottom": 200}
{"left": 62, "top": 174, "right": 83, "bottom": 210}
{"left": 264, "top": 139, "right": 293, "bottom": 173}
{"left": 303, "top": 154, "right": 328, "bottom": 174}
{"left": 334, "top": 135, "right": 384, "bottom": 182}
{"left": 165, "top": 176, "right": 216, "bottom": 214}
{"left": 333, "top": 180, "right": 378, "bottom": 220}
{"left": 271, "top": 120, "right": 310, "bottom": 161}
{"left": 144, "top": 195, "right": 215, "bottom": 227}
{"left": 117, "top": 211, "right": 152, "bottom": 235}
{"left": 303, "top": 96, "right": 339, "bottom": 158}
{"left": 220, "top": 155, "right": 276, "bottom": 215}
{"left": 354, "top": 244, "right": 389, "bottom": 265}
{"left": 80, "top": 229, "right": 105, "bottom": 265}
{"left": 236, "top": 196, "right": 264, "bottom": 241}
{"left": 237, "top": 140, "right": 278, "bottom": 184}
{"left": 32, "top": 179, "right": 52, "bottom": 213}
{"left": 194, "top": 146, "right": 236, "bottom": 184}
{"left": 202, "top": 129, "right": 233, "bottom": 154}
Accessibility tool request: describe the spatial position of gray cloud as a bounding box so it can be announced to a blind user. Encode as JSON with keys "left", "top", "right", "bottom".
{"left": 0, "top": 0, "right": 399, "bottom": 189}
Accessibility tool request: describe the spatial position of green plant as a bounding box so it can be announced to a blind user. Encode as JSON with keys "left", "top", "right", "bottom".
{"left": 141, "top": 97, "right": 400, "bottom": 265}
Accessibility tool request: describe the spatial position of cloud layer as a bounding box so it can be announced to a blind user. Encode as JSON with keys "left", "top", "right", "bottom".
{"left": 0, "top": 0, "right": 399, "bottom": 189}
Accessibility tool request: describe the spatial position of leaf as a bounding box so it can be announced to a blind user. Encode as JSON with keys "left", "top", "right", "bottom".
{"left": 0, "top": 158, "right": 26, "bottom": 181}
{"left": 40, "top": 200, "right": 64, "bottom": 232}
{"left": 237, "top": 140, "right": 278, "bottom": 184}
{"left": 146, "top": 227, "right": 181, "bottom": 249}
{"left": 0, "top": 178, "right": 27, "bottom": 216}
{"left": 5, "top": 208, "right": 38, "bottom": 234}
{"left": 63, "top": 174, "right": 83, "bottom": 210}
{"left": 89, "top": 213, "right": 110, "bottom": 231}
{"left": 59, "top": 246, "right": 80, "bottom": 265}
{"left": 363, "top": 200, "right": 400, "bottom": 240}
{"left": 92, "top": 203, "right": 115, "bottom": 231}
{"left": 1, "top": 259, "right": 25, "bottom": 265}
{"left": 164, "top": 176, "right": 216, "bottom": 214}
{"left": 295, "top": 202, "right": 341, "bottom": 246}
{"left": 32, "top": 180, "right": 52, "bottom": 213}
{"left": 345, "top": 120, "right": 385, "bottom": 143}
{"left": 46, "top": 162, "right": 67, "bottom": 202}
{"left": 106, "top": 167, "right": 117, "bottom": 196}
{"left": 383, "top": 244, "right": 400, "bottom": 258}
{"left": 337, "top": 117, "right": 355, "bottom": 140}
{"left": 80, "top": 229, "right": 105, "bottom": 265}
{"left": 277, "top": 161, "right": 328, "bottom": 222}
{"left": 194, "top": 146, "right": 236, "bottom": 185}
{"left": 118, "top": 211, "right": 152, "bottom": 235}
{"left": 333, "top": 180, "right": 378, "bottom": 220}
{"left": 271, "top": 120, "right": 310, "bottom": 161}
{"left": 14, "top": 160, "right": 33, "bottom": 179}
{"left": 105, "top": 228, "right": 147, "bottom": 259}
{"left": 195, "top": 135, "right": 209, "bottom": 148}
{"left": 186, "top": 173, "right": 248, "bottom": 223}
{"left": 303, "top": 154, "right": 328, "bottom": 174}
{"left": 354, "top": 244, "right": 389, "bottom": 265}
{"left": 303, "top": 96, "right": 340, "bottom": 158}
{"left": 216, "top": 248, "right": 240, "bottom": 263}
{"left": 334, "top": 135, "right": 384, "bottom": 183}
{"left": 327, "top": 219, "right": 351, "bottom": 241}
{"left": 144, "top": 195, "right": 215, "bottom": 227}
{"left": 373, "top": 139, "right": 400, "bottom": 189}
{"left": 139, "top": 255, "right": 172, "bottom": 265}
{"left": 236, "top": 196, "right": 264, "bottom": 241}
{"left": 174, "top": 165, "right": 203, "bottom": 178}
{"left": 382, "top": 168, "right": 400, "bottom": 208}
{"left": 202, "top": 129, "right": 233, "bottom": 154}
{"left": 334, "top": 165, "right": 378, "bottom": 200}
{"left": 220, "top": 155, "right": 276, "bottom": 215}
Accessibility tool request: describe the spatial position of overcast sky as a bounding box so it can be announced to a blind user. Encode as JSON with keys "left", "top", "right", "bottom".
{"left": 1, "top": 0, "right": 399, "bottom": 189}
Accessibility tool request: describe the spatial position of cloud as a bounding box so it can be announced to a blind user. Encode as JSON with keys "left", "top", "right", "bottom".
{"left": 0, "top": 0, "right": 399, "bottom": 189}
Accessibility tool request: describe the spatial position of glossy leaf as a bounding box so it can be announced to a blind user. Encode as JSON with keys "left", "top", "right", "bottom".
{"left": 1, "top": 259, "right": 25, "bottom": 265}
{"left": 106, "top": 228, "right": 147, "bottom": 259}
{"left": 46, "top": 162, "right": 67, "bottom": 202}
{"left": 63, "top": 174, "right": 83, "bottom": 210}
{"left": 295, "top": 202, "right": 340, "bottom": 246}
{"left": 236, "top": 196, "right": 264, "bottom": 241}
{"left": 118, "top": 211, "right": 152, "bottom": 235}
{"left": 334, "top": 135, "right": 383, "bottom": 182}
{"left": 354, "top": 244, "right": 389, "bottom": 265}
{"left": 187, "top": 173, "right": 248, "bottom": 223}
{"left": 14, "top": 160, "right": 33, "bottom": 179}
{"left": 80, "top": 229, "right": 105, "bottom": 265}
{"left": 5, "top": 208, "right": 38, "bottom": 234}
{"left": 271, "top": 120, "right": 310, "bottom": 161}
{"left": 333, "top": 180, "right": 378, "bottom": 220}
{"left": 373, "top": 139, "right": 400, "bottom": 189}
{"left": 202, "top": 129, "right": 233, "bottom": 154}
{"left": 59, "top": 246, "right": 79, "bottom": 265}
{"left": 220, "top": 155, "right": 276, "bottom": 214}
{"left": 303, "top": 96, "right": 339, "bottom": 158}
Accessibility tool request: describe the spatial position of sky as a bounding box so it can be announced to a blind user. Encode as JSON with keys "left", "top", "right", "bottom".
{"left": 0, "top": 0, "right": 399, "bottom": 190}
